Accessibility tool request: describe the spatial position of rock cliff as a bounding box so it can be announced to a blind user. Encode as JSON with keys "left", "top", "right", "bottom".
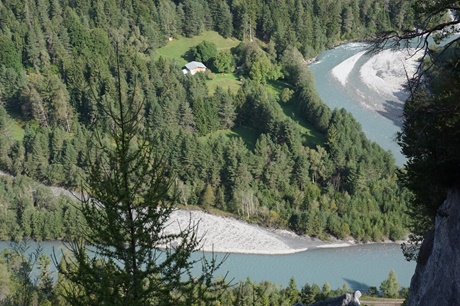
{"left": 407, "top": 188, "right": 460, "bottom": 305}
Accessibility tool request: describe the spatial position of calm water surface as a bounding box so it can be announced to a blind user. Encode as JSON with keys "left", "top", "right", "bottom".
{"left": 204, "top": 244, "right": 415, "bottom": 291}
{"left": 0, "top": 241, "right": 415, "bottom": 291}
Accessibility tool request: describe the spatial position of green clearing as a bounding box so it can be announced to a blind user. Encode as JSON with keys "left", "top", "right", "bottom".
{"left": 159, "top": 32, "right": 325, "bottom": 148}
{"left": 232, "top": 126, "right": 259, "bottom": 150}
{"left": 155, "top": 31, "right": 240, "bottom": 66}
{"left": 7, "top": 119, "right": 25, "bottom": 141}
{"left": 155, "top": 31, "right": 241, "bottom": 93}
{"left": 267, "top": 80, "right": 325, "bottom": 147}
{"left": 266, "top": 79, "right": 292, "bottom": 96}
{"left": 280, "top": 102, "right": 326, "bottom": 147}
{"left": 206, "top": 73, "right": 241, "bottom": 94}
{"left": 198, "top": 127, "right": 259, "bottom": 151}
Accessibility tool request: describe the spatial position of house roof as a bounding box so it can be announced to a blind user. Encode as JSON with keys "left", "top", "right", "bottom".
{"left": 185, "top": 61, "right": 206, "bottom": 70}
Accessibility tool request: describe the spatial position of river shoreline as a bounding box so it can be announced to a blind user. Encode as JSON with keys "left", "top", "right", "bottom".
{"left": 165, "top": 209, "right": 404, "bottom": 255}
{"left": 1, "top": 172, "right": 402, "bottom": 256}
{"left": 0, "top": 207, "right": 402, "bottom": 256}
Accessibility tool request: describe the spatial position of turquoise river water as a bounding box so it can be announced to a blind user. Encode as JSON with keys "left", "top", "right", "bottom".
{"left": 0, "top": 241, "right": 415, "bottom": 291}
{"left": 310, "top": 42, "right": 407, "bottom": 166}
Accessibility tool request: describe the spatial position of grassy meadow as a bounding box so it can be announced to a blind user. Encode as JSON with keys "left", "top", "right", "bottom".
{"left": 156, "top": 31, "right": 324, "bottom": 148}
{"left": 155, "top": 31, "right": 240, "bottom": 66}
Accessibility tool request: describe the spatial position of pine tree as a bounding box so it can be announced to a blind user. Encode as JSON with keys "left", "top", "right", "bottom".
{"left": 0, "top": 35, "right": 22, "bottom": 73}
{"left": 216, "top": 1, "right": 233, "bottom": 38}
{"left": 57, "top": 58, "right": 227, "bottom": 305}
{"left": 201, "top": 184, "right": 215, "bottom": 208}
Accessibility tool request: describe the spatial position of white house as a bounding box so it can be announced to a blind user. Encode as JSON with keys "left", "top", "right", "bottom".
{"left": 183, "top": 61, "right": 207, "bottom": 75}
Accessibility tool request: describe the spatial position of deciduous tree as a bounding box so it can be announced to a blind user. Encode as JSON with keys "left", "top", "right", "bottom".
{"left": 380, "top": 269, "right": 400, "bottom": 298}
{"left": 213, "top": 51, "right": 235, "bottom": 73}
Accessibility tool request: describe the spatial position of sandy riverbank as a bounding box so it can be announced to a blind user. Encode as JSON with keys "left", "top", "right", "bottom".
{"left": 164, "top": 210, "right": 354, "bottom": 255}
{"left": 359, "top": 48, "right": 420, "bottom": 102}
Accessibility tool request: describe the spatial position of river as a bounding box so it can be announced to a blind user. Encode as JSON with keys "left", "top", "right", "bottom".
{"left": 219, "top": 43, "right": 420, "bottom": 289}
{"left": 309, "top": 42, "right": 419, "bottom": 167}
{"left": 0, "top": 241, "right": 415, "bottom": 291}
{"left": 0, "top": 43, "right": 418, "bottom": 292}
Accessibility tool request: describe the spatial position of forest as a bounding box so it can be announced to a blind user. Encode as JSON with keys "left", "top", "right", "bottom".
{"left": 3, "top": 0, "right": 458, "bottom": 305}
{"left": 0, "top": 0, "right": 416, "bottom": 244}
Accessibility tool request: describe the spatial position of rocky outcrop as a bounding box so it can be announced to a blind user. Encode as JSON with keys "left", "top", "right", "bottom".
{"left": 407, "top": 188, "right": 460, "bottom": 306}
{"left": 293, "top": 290, "right": 361, "bottom": 306}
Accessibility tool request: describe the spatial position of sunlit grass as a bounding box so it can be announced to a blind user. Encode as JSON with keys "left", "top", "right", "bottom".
{"left": 155, "top": 31, "right": 240, "bottom": 66}
{"left": 279, "top": 102, "right": 326, "bottom": 147}
{"left": 266, "top": 79, "right": 292, "bottom": 95}
{"left": 8, "top": 119, "right": 25, "bottom": 141}
{"left": 268, "top": 80, "right": 326, "bottom": 147}
{"left": 198, "top": 126, "right": 259, "bottom": 151}
{"left": 206, "top": 73, "right": 241, "bottom": 94}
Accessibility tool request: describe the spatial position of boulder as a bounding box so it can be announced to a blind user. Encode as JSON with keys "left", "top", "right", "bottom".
{"left": 294, "top": 290, "right": 361, "bottom": 306}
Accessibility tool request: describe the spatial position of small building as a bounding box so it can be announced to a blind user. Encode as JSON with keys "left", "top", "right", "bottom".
{"left": 183, "top": 61, "right": 207, "bottom": 75}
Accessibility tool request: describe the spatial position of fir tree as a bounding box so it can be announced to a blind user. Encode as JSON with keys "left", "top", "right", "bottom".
{"left": 56, "top": 56, "right": 227, "bottom": 305}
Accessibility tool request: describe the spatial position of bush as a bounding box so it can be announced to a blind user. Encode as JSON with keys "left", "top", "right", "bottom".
{"left": 190, "top": 40, "right": 217, "bottom": 65}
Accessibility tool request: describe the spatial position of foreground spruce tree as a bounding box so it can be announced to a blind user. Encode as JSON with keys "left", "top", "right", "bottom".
{"left": 57, "top": 56, "right": 227, "bottom": 305}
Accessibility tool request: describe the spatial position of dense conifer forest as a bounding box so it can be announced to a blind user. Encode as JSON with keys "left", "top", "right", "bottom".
{"left": 0, "top": 0, "right": 417, "bottom": 243}
{"left": 4, "top": 0, "right": 460, "bottom": 305}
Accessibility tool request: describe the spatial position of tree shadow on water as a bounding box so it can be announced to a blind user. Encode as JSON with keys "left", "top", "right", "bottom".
{"left": 343, "top": 278, "right": 370, "bottom": 292}
{"left": 376, "top": 99, "right": 404, "bottom": 128}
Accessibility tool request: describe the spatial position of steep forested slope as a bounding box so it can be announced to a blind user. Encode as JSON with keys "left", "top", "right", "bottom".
{"left": 0, "top": 0, "right": 416, "bottom": 242}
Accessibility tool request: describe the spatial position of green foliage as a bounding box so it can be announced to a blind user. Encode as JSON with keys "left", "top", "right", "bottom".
{"left": 249, "top": 56, "right": 282, "bottom": 84}
{"left": 213, "top": 51, "right": 235, "bottom": 73}
{"left": 0, "top": 66, "right": 27, "bottom": 111}
{"left": 190, "top": 40, "right": 218, "bottom": 65}
{"left": 209, "top": 278, "right": 351, "bottom": 306}
{"left": 367, "top": 286, "right": 378, "bottom": 297}
{"left": 0, "top": 242, "right": 55, "bottom": 305}
{"left": 380, "top": 269, "right": 400, "bottom": 298}
{"left": 20, "top": 72, "right": 73, "bottom": 131}
{"left": 63, "top": 8, "right": 90, "bottom": 53}
{"left": 0, "top": 174, "right": 81, "bottom": 241}
{"left": 0, "top": 1, "right": 430, "bottom": 302}
{"left": 281, "top": 47, "right": 332, "bottom": 133}
{"left": 57, "top": 64, "right": 227, "bottom": 305}
{"left": 0, "top": 0, "right": 414, "bottom": 244}
{"left": 0, "top": 35, "right": 22, "bottom": 73}
{"left": 181, "top": 0, "right": 208, "bottom": 37}
{"left": 399, "top": 59, "right": 460, "bottom": 237}
{"left": 379, "top": 0, "right": 460, "bottom": 259}
{"left": 232, "top": 42, "right": 282, "bottom": 84}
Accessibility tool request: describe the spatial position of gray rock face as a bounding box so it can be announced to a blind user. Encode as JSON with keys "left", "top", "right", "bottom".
{"left": 407, "top": 187, "right": 460, "bottom": 306}
{"left": 294, "top": 290, "right": 361, "bottom": 306}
